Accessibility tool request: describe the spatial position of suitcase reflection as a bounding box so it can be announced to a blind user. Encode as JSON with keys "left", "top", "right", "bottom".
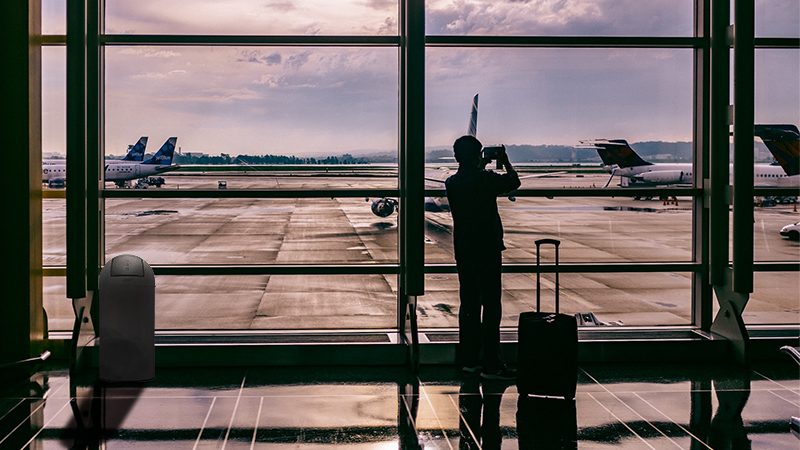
{"left": 517, "top": 394, "right": 577, "bottom": 450}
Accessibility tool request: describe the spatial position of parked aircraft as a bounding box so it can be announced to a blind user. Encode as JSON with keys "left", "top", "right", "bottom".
{"left": 42, "top": 137, "right": 178, "bottom": 188}
{"left": 42, "top": 136, "right": 148, "bottom": 168}
{"left": 754, "top": 124, "right": 799, "bottom": 187}
{"left": 582, "top": 135, "right": 795, "bottom": 188}
{"left": 369, "top": 94, "right": 560, "bottom": 217}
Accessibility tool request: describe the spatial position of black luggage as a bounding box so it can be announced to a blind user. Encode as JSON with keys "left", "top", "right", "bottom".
{"left": 516, "top": 238, "right": 578, "bottom": 400}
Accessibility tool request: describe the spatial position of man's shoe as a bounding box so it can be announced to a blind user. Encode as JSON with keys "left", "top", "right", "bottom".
{"left": 480, "top": 368, "right": 516, "bottom": 381}
{"left": 462, "top": 364, "right": 482, "bottom": 374}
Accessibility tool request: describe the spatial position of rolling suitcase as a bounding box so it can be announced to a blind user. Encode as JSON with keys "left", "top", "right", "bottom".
{"left": 516, "top": 238, "right": 578, "bottom": 400}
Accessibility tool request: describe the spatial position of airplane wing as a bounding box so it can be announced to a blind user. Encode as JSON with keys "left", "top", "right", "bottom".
{"left": 519, "top": 171, "right": 567, "bottom": 179}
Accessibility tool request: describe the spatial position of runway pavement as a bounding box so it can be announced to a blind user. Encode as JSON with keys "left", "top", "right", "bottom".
{"left": 42, "top": 172, "right": 799, "bottom": 331}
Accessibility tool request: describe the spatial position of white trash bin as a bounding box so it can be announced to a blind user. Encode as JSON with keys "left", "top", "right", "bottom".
{"left": 99, "top": 255, "right": 155, "bottom": 382}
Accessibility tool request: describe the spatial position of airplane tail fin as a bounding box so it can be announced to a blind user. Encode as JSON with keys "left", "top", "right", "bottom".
{"left": 581, "top": 139, "right": 651, "bottom": 168}
{"left": 122, "top": 136, "right": 148, "bottom": 161}
{"left": 468, "top": 94, "right": 478, "bottom": 137}
{"left": 755, "top": 124, "right": 800, "bottom": 176}
{"left": 143, "top": 137, "right": 177, "bottom": 165}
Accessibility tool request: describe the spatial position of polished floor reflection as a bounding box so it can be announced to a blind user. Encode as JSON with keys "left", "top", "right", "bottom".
{"left": 1, "top": 361, "right": 798, "bottom": 449}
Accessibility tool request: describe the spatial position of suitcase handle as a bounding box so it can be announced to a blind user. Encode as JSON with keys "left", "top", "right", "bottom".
{"left": 535, "top": 238, "right": 560, "bottom": 313}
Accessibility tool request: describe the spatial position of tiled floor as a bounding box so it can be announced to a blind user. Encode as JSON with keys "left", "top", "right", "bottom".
{"left": 1, "top": 361, "right": 798, "bottom": 449}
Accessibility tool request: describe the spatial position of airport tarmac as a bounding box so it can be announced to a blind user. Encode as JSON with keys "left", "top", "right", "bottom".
{"left": 42, "top": 171, "right": 799, "bottom": 332}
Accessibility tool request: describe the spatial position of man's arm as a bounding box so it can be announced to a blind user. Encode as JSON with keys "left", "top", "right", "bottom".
{"left": 499, "top": 151, "right": 521, "bottom": 193}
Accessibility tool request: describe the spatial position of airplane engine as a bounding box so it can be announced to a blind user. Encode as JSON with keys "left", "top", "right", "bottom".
{"left": 371, "top": 198, "right": 398, "bottom": 218}
{"left": 638, "top": 170, "right": 685, "bottom": 184}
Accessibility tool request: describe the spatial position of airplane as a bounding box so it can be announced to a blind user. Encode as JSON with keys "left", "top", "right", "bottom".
{"left": 581, "top": 134, "right": 795, "bottom": 189}
{"left": 42, "top": 136, "right": 148, "bottom": 168}
{"left": 369, "top": 94, "right": 562, "bottom": 217}
{"left": 42, "top": 137, "right": 179, "bottom": 188}
{"left": 754, "top": 124, "right": 799, "bottom": 188}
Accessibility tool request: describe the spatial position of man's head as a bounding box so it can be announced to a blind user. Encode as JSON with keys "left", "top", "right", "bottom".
{"left": 454, "top": 135, "right": 482, "bottom": 167}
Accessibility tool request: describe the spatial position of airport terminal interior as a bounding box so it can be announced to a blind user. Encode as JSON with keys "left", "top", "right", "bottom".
{"left": 2, "top": 0, "right": 799, "bottom": 448}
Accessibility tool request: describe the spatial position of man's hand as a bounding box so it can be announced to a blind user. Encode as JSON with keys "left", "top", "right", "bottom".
{"left": 500, "top": 151, "right": 517, "bottom": 177}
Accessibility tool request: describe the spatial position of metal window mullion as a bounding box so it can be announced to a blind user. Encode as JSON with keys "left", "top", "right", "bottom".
{"left": 732, "top": 0, "right": 755, "bottom": 294}
{"left": 100, "top": 35, "right": 400, "bottom": 46}
{"left": 693, "top": 0, "right": 713, "bottom": 330}
{"left": 400, "top": 0, "right": 424, "bottom": 297}
{"left": 66, "top": 0, "right": 87, "bottom": 298}
{"left": 86, "top": 0, "right": 101, "bottom": 289}
{"left": 425, "top": 36, "right": 701, "bottom": 48}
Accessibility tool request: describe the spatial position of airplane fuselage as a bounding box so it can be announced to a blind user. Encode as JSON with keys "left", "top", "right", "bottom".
{"left": 42, "top": 162, "right": 176, "bottom": 182}
{"left": 604, "top": 162, "right": 797, "bottom": 187}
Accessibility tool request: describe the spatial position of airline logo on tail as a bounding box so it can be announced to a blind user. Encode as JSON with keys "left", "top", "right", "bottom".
{"left": 755, "top": 124, "right": 799, "bottom": 177}
{"left": 582, "top": 139, "right": 653, "bottom": 168}
{"left": 143, "top": 137, "right": 177, "bottom": 166}
{"left": 122, "top": 136, "right": 148, "bottom": 162}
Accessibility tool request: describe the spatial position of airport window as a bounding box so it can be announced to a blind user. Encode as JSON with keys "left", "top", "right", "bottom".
{"left": 104, "top": 0, "right": 400, "bottom": 36}
{"left": 38, "top": 1, "right": 800, "bottom": 337}
{"left": 418, "top": 272, "right": 693, "bottom": 329}
{"left": 42, "top": 0, "right": 66, "bottom": 35}
{"left": 425, "top": 0, "right": 695, "bottom": 37}
{"left": 755, "top": 0, "right": 800, "bottom": 38}
{"left": 748, "top": 271, "right": 800, "bottom": 325}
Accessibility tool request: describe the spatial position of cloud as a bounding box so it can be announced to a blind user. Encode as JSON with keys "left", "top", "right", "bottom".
{"left": 426, "top": 0, "right": 692, "bottom": 36}
{"left": 236, "top": 50, "right": 283, "bottom": 65}
{"left": 118, "top": 48, "right": 182, "bottom": 58}
{"left": 285, "top": 51, "right": 312, "bottom": 70}
{"left": 252, "top": 74, "right": 285, "bottom": 87}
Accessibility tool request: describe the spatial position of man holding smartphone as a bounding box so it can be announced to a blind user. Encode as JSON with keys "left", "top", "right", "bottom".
{"left": 445, "top": 135, "right": 521, "bottom": 380}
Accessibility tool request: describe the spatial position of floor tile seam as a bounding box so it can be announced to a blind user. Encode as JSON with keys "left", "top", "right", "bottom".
{"left": 588, "top": 390, "right": 685, "bottom": 449}
{"left": 0, "top": 398, "right": 49, "bottom": 448}
{"left": 0, "top": 384, "right": 69, "bottom": 449}
{"left": 221, "top": 375, "right": 247, "bottom": 450}
{"left": 18, "top": 397, "right": 72, "bottom": 450}
{"left": 446, "top": 392, "right": 482, "bottom": 450}
{"left": 631, "top": 392, "right": 715, "bottom": 450}
{"left": 580, "top": 369, "right": 685, "bottom": 449}
{"left": 753, "top": 370, "right": 800, "bottom": 392}
{"left": 192, "top": 396, "right": 217, "bottom": 450}
{"left": 585, "top": 392, "right": 658, "bottom": 450}
{"left": 766, "top": 389, "right": 800, "bottom": 408}
{"left": 418, "top": 382, "right": 456, "bottom": 450}
{"left": 0, "top": 399, "right": 26, "bottom": 425}
{"left": 249, "top": 397, "right": 264, "bottom": 450}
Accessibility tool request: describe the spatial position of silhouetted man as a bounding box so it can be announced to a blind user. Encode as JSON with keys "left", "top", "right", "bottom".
{"left": 445, "top": 135, "right": 520, "bottom": 380}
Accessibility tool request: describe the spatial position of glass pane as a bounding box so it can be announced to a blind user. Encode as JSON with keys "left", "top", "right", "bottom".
{"left": 43, "top": 199, "right": 66, "bottom": 266}
{"left": 148, "top": 275, "right": 396, "bottom": 330}
{"left": 426, "top": 48, "right": 694, "bottom": 167}
{"left": 756, "top": 0, "right": 800, "bottom": 38}
{"left": 105, "top": 198, "right": 398, "bottom": 265}
{"left": 420, "top": 272, "right": 693, "bottom": 328}
{"left": 745, "top": 272, "right": 800, "bottom": 325}
{"left": 755, "top": 50, "right": 800, "bottom": 128}
{"left": 425, "top": 196, "right": 694, "bottom": 264}
{"left": 42, "top": 0, "right": 66, "bottom": 35}
{"left": 426, "top": 0, "right": 694, "bottom": 36}
{"left": 104, "top": 46, "right": 398, "bottom": 189}
{"left": 105, "top": 0, "right": 399, "bottom": 35}
{"left": 44, "top": 276, "right": 70, "bottom": 331}
{"left": 754, "top": 203, "right": 800, "bottom": 262}
{"left": 43, "top": 47, "right": 66, "bottom": 162}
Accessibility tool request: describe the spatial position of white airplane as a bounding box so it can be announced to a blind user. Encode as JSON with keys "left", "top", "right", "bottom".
{"left": 369, "top": 94, "right": 562, "bottom": 217}
{"left": 581, "top": 131, "right": 796, "bottom": 188}
{"left": 42, "top": 136, "right": 149, "bottom": 169}
{"left": 42, "top": 137, "right": 179, "bottom": 188}
{"left": 754, "top": 124, "right": 799, "bottom": 188}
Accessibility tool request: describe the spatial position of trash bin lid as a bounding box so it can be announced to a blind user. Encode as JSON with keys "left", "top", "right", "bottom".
{"left": 110, "top": 255, "right": 145, "bottom": 277}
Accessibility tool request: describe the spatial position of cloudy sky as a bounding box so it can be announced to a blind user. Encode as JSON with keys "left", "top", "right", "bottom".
{"left": 41, "top": 0, "right": 799, "bottom": 156}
